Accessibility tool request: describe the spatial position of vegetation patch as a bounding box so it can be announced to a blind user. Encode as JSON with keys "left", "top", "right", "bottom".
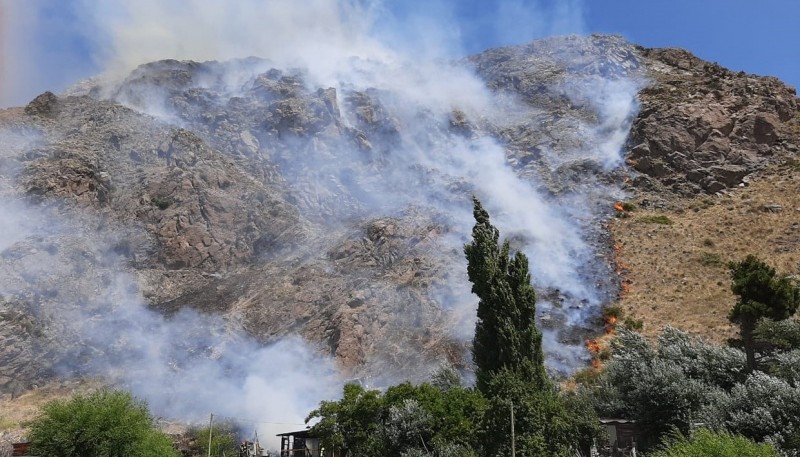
{"left": 0, "top": 416, "right": 17, "bottom": 430}
{"left": 150, "top": 195, "right": 172, "bottom": 210}
{"left": 637, "top": 214, "right": 674, "bottom": 225}
{"left": 698, "top": 251, "right": 723, "bottom": 267}
{"left": 623, "top": 316, "right": 644, "bottom": 331}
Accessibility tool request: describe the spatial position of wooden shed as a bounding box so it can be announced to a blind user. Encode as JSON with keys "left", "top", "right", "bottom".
{"left": 276, "top": 429, "right": 340, "bottom": 457}
{"left": 11, "top": 442, "right": 33, "bottom": 457}
{"left": 599, "top": 418, "right": 639, "bottom": 455}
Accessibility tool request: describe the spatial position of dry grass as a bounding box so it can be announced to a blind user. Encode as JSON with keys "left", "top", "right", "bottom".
{"left": 612, "top": 165, "right": 800, "bottom": 343}
{"left": 0, "top": 380, "right": 103, "bottom": 433}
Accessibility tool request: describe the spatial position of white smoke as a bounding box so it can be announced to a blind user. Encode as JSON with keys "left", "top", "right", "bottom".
{"left": 0, "top": 0, "right": 646, "bottom": 445}
{"left": 0, "top": 196, "right": 338, "bottom": 448}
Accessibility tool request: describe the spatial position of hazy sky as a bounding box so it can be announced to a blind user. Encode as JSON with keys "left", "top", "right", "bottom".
{"left": 1, "top": 0, "right": 798, "bottom": 107}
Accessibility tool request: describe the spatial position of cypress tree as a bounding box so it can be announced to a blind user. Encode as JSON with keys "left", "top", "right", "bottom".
{"left": 464, "top": 197, "right": 547, "bottom": 394}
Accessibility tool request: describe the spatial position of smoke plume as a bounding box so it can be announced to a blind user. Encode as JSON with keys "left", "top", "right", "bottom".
{"left": 0, "top": 0, "right": 646, "bottom": 448}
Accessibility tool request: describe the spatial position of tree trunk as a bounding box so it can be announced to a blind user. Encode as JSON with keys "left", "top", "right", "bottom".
{"left": 743, "top": 320, "right": 757, "bottom": 372}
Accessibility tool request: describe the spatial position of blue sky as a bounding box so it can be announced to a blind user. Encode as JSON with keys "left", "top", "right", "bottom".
{"left": 1, "top": 0, "right": 798, "bottom": 106}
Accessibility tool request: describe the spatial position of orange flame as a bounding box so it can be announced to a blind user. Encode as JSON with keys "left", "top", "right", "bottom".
{"left": 611, "top": 239, "right": 632, "bottom": 298}
{"left": 586, "top": 338, "right": 604, "bottom": 369}
{"left": 585, "top": 338, "right": 601, "bottom": 354}
{"left": 613, "top": 202, "right": 625, "bottom": 212}
{"left": 605, "top": 315, "right": 618, "bottom": 334}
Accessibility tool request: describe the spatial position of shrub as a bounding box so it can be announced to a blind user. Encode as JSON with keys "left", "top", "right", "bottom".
{"left": 28, "top": 390, "right": 179, "bottom": 457}
{"left": 699, "top": 252, "right": 723, "bottom": 267}
{"left": 151, "top": 196, "right": 172, "bottom": 210}
{"left": 187, "top": 419, "right": 239, "bottom": 457}
{"left": 700, "top": 372, "right": 800, "bottom": 453}
{"left": 638, "top": 215, "right": 674, "bottom": 225}
{"left": 602, "top": 305, "right": 624, "bottom": 320}
{"left": 649, "top": 428, "right": 780, "bottom": 457}
{"left": 623, "top": 316, "right": 644, "bottom": 331}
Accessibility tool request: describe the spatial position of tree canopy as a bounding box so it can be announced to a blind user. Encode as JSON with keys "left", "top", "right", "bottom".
{"left": 27, "top": 390, "right": 179, "bottom": 457}
{"left": 649, "top": 429, "right": 781, "bottom": 457}
{"left": 729, "top": 255, "right": 800, "bottom": 370}
{"left": 464, "top": 196, "right": 546, "bottom": 394}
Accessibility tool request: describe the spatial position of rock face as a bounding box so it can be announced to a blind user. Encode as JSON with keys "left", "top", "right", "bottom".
{"left": 628, "top": 47, "right": 799, "bottom": 196}
{"left": 1, "top": 34, "right": 798, "bottom": 393}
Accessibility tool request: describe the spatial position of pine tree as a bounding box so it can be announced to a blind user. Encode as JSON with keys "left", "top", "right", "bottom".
{"left": 464, "top": 197, "right": 547, "bottom": 394}
{"left": 729, "top": 255, "right": 800, "bottom": 371}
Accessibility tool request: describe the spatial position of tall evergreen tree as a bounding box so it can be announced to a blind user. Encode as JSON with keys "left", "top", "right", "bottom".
{"left": 729, "top": 255, "right": 800, "bottom": 371}
{"left": 464, "top": 197, "right": 547, "bottom": 394}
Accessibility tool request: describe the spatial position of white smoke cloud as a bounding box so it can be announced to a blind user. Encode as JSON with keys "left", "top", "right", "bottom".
{"left": 0, "top": 195, "right": 338, "bottom": 449}
{"left": 0, "top": 0, "right": 647, "bottom": 444}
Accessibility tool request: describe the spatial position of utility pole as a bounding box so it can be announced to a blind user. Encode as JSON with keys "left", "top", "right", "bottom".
{"left": 510, "top": 400, "right": 516, "bottom": 457}
{"left": 208, "top": 413, "right": 214, "bottom": 457}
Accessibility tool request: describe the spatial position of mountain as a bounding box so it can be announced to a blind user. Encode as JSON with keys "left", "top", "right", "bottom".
{"left": 0, "top": 34, "right": 797, "bottom": 423}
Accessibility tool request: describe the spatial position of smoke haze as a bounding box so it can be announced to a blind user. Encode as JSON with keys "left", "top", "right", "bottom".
{"left": 0, "top": 0, "right": 645, "bottom": 449}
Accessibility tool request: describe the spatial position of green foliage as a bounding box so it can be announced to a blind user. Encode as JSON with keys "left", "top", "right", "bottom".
{"left": 464, "top": 197, "right": 546, "bottom": 394}
{"left": 699, "top": 252, "right": 723, "bottom": 267}
{"left": 650, "top": 429, "right": 781, "bottom": 457}
{"left": 429, "top": 364, "right": 462, "bottom": 393}
{"left": 187, "top": 419, "right": 239, "bottom": 457}
{"left": 602, "top": 305, "right": 624, "bottom": 320}
{"left": 754, "top": 318, "right": 800, "bottom": 352}
{"left": 587, "top": 326, "right": 800, "bottom": 454}
{"left": 621, "top": 202, "right": 636, "bottom": 212}
{"left": 27, "top": 390, "right": 179, "bottom": 457}
{"left": 729, "top": 255, "right": 800, "bottom": 371}
{"left": 587, "top": 328, "right": 745, "bottom": 450}
{"left": 306, "top": 380, "right": 486, "bottom": 457}
{"left": 623, "top": 316, "right": 644, "bottom": 331}
{"left": 306, "top": 383, "right": 385, "bottom": 457}
{"left": 637, "top": 215, "right": 673, "bottom": 225}
{"left": 480, "top": 371, "right": 602, "bottom": 457}
{"left": 151, "top": 196, "right": 172, "bottom": 210}
{"left": 701, "top": 372, "right": 800, "bottom": 453}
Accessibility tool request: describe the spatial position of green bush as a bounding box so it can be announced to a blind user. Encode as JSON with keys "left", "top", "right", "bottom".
{"left": 649, "top": 429, "right": 780, "bottom": 457}
{"left": 602, "top": 305, "right": 624, "bottom": 320}
{"left": 187, "top": 419, "right": 239, "bottom": 457}
{"left": 638, "top": 215, "right": 674, "bottom": 225}
{"left": 28, "top": 390, "right": 179, "bottom": 457}
{"left": 623, "top": 316, "right": 644, "bottom": 331}
{"left": 151, "top": 196, "right": 172, "bottom": 210}
{"left": 699, "top": 252, "right": 723, "bottom": 267}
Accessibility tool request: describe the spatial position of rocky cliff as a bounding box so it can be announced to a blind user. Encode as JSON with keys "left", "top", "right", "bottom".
{"left": 0, "top": 34, "right": 797, "bottom": 399}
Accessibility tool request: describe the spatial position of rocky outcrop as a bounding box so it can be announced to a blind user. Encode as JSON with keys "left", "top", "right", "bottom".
{"left": 2, "top": 35, "right": 799, "bottom": 394}
{"left": 628, "top": 47, "right": 799, "bottom": 195}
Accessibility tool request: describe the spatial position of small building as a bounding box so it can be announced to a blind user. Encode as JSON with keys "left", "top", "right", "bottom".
{"left": 276, "top": 429, "right": 340, "bottom": 457}
{"left": 11, "top": 442, "right": 33, "bottom": 457}
{"left": 599, "top": 418, "right": 639, "bottom": 456}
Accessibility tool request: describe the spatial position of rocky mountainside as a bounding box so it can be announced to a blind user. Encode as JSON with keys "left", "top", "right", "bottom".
{"left": 0, "top": 34, "right": 798, "bottom": 405}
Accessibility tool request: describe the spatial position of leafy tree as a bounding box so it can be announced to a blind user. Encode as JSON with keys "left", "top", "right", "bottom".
{"left": 754, "top": 318, "right": 800, "bottom": 352}
{"left": 306, "top": 378, "right": 485, "bottom": 457}
{"left": 649, "top": 429, "right": 781, "bottom": 457}
{"left": 729, "top": 255, "right": 800, "bottom": 371}
{"left": 480, "top": 370, "right": 602, "bottom": 457}
{"left": 382, "top": 382, "right": 486, "bottom": 454}
{"left": 464, "top": 196, "right": 546, "bottom": 394}
{"left": 187, "top": 419, "right": 239, "bottom": 457}
{"left": 700, "top": 371, "right": 800, "bottom": 455}
{"left": 306, "top": 383, "right": 385, "bottom": 457}
{"left": 27, "top": 390, "right": 179, "bottom": 457}
{"left": 587, "top": 329, "right": 740, "bottom": 450}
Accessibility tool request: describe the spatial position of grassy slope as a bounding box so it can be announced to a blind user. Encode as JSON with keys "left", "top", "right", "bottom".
{"left": 613, "top": 162, "right": 800, "bottom": 343}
